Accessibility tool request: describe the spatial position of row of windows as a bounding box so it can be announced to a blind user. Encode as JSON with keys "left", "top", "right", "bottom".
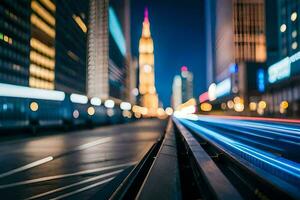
{"left": 0, "top": 42, "right": 29, "bottom": 66}
{"left": 263, "top": 84, "right": 300, "bottom": 114}
{"left": 0, "top": 32, "right": 30, "bottom": 55}
{"left": 0, "top": 72, "right": 28, "bottom": 86}
{"left": 29, "top": 76, "right": 54, "bottom": 89}
{"left": 0, "top": 5, "right": 30, "bottom": 34}
{"left": 2, "top": 0, "right": 30, "bottom": 20}
{"left": 0, "top": 58, "right": 28, "bottom": 76}
{"left": 0, "top": 18, "right": 30, "bottom": 42}
{"left": 30, "top": 37, "right": 55, "bottom": 58}
{"left": 30, "top": 50, "right": 54, "bottom": 70}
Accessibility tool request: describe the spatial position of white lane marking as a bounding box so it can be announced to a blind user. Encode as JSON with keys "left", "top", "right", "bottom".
{"left": 0, "top": 156, "right": 53, "bottom": 179}
{"left": 50, "top": 177, "right": 115, "bottom": 200}
{"left": 0, "top": 162, "right": 136, "bottom": 189}
{"left": 75, "top": 137, "right": 112, "bottom": 151}
{"left": 25, "top": 169, "right": 122, "bottom": 200}
{"left": 0, "top": 137, "right": 112, "bottom": 179}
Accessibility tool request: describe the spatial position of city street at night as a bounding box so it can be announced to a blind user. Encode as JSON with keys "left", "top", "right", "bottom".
{"left": 1, "top": 0, "right": 300, "bottom": 199}
{"left": 0, "top": 119, "right": 165, "bottom": 199}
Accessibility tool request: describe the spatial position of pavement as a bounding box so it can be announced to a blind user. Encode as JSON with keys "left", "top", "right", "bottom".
{"left": 0, "top": 119, "right": 166, "bottom": 199}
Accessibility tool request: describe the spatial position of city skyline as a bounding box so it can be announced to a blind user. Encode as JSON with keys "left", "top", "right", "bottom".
{"left": 0, "top": 1, "right": 300, "bottom": 199}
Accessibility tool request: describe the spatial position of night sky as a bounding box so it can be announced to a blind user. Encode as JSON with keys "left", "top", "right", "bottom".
{"left": 131, "top": 0, "right": 206, "bottom": 107}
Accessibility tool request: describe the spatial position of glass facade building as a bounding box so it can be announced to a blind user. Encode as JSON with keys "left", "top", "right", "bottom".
{"left": 0, "top": 0, "right": 31, "bottom": 86}
{"left": 262, "top": 0, "right": 300, "bottom": 117}
{"left": 0, "top": 0, "right": 88, "bottom": 94}
{"left": 55, "top": 0, "right": 88, "bottom": 94}
{"left": 87, "top": 0, "right": 130, "bottom": 101}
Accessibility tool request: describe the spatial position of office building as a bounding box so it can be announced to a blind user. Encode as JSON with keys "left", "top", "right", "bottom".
{"left": 138, "top": 8, "right": 159, "bottom": 116}
{"left": 207, "top": 0, "right": 266, "bottom": 83}
{"left": 172, "top": 75, "right": 182, "bottom": 109}
{"left": 29, "top": 0, "right": 56, "bottom": 90}
{"left": 0, "top": 0, "right": 89, "bottom": 94}
{"left": 55, "top": 0, "right": 89, "bottom": 94}
{"left": 181, "top": 66, "right": 193, "bottom": 103}
{"left": 0, "top": 1, "right": 31, "bottom": 86}
{"left": 276, "top": 0, "right": 300, "bottom": 58}
{"left": 87, "top": 0, "right": 131, "bottom": 101}
{"left": 204, "top": 0, "right": 267, "bottom": 112}
{"left": 261, "top": 0, "right": 300, "bottom": 117}
{"left": 171, "top": 66, "right": 193, "bottom": 109}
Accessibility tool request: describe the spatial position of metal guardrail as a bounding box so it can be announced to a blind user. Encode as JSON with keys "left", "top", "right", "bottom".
{"left": 173, "top": 118, "right": 242, "bottom": 200}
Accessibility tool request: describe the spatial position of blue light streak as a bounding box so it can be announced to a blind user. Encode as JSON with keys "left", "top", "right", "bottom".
{"left": 109, "top": 7, "right": 126, "bottom": 56}
{"left": 175, "top": 116, "right": 300, "bottom": 188}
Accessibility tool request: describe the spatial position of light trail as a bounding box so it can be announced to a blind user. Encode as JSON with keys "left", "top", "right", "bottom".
{"left": 202, "top": 115, "right": 300, "bottom": 124}
{"left": 195, "top": 116, "right": 300, "bottom": 140}
{"left": 176, "top": 117, "right": 300, "bottom": 187}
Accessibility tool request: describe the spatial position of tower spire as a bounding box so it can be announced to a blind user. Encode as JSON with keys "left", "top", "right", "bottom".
{"left": 144, "top": 7, "right": 149, "bottom": 22}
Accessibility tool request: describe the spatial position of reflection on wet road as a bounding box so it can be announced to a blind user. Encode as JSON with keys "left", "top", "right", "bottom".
{"left": 0, "top": 119, "right": 166, "bottom": 199}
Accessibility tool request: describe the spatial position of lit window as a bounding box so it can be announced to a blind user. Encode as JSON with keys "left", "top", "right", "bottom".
{"left": 3, "top": 35, "right": 9, "bottom": 42}
{"left": 292, "top": 42, "right": 298, "bottom": 50}
{"left": 291, "top": 12, "right": 297, "bottom": 21}
{"left": 31, "top": 1, "right": 55, "bottom": 26}
{"left": 280, "top": 24, "right": 287, "bottom": 32}
{"left": 40, "top": 0, "right": 56, "bottom": 12}
{"left": 31, "top": 14, "right": 55, "bottom": 38}
{"left": 292, "top": 30, "right": 297, "bottom": 38}
{"left": 72, "top": 15, "right": 87, "bottom": 33}
{"left": 30, "top": 38, "right": 55, "bottom": 58}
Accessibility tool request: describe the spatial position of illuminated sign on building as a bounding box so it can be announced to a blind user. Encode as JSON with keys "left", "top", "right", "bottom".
{"left": 109, "top": 7, "right": 126, "bottom": 56}
{"left": 257, "top": 69, "right": 265, "bottom": 92}
{"left": 268, "top": 57, "right": 291, "bottom": 83}
{"left": 207, "top": 78, "right": 231, "bottom": 101}
{"left": 268, "top": 50, "right": 300, "bottom": 84}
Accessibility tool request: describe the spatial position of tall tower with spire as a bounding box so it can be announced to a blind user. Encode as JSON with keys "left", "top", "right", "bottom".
{"left": 139, "top": 7, "right": 158, "bottom": 116}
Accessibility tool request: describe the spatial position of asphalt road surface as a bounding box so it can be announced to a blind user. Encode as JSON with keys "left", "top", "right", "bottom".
{"left": 0, "top": 119, "right": 166, "bottom": 199}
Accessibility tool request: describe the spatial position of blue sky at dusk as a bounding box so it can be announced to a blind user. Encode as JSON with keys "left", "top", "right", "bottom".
{"left": 131, "top": 0, "right": 206, "bottom": 107}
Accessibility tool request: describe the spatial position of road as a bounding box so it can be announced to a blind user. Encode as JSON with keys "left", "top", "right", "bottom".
{"left": 175, "top": 114, "right": 300, "bottom": 192}
{"left": 0, "top": 119, "right": 166, "bottom": 199}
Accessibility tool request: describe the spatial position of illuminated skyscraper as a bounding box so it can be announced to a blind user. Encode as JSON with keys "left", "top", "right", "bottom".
{"left": 87, "top": 0, "right": 131, "bottom": 100}
{"left": 0, "top": 1, "right": 30, "bottom": 86}
{"left": 205, "top": 0, "right": 267, "bottom": 82}
{"left": 204, "top": 0, "right": 267, "bottom": 111}
{"left": 87, "top": 0, "right": 109, "bottom": 98}
{"left": 55, "top": 0, "right": 89, "bottom": 94}
{"left": 172, "top": 75, "right": 182, "bottom": 109}
{"left": 30, "top": 0, "right": 56, "bottom": 90}
{"left": 138, "top": 8, "right": 158, "bottom": 116}
{"left": 0, "top": 0, "right": 88, "bottom": 94}
{"left": 171, "top": 66, "right": 193, "bottom": 109}
{"left": 181, "top": 66, "right": 194, "bottom": 103}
